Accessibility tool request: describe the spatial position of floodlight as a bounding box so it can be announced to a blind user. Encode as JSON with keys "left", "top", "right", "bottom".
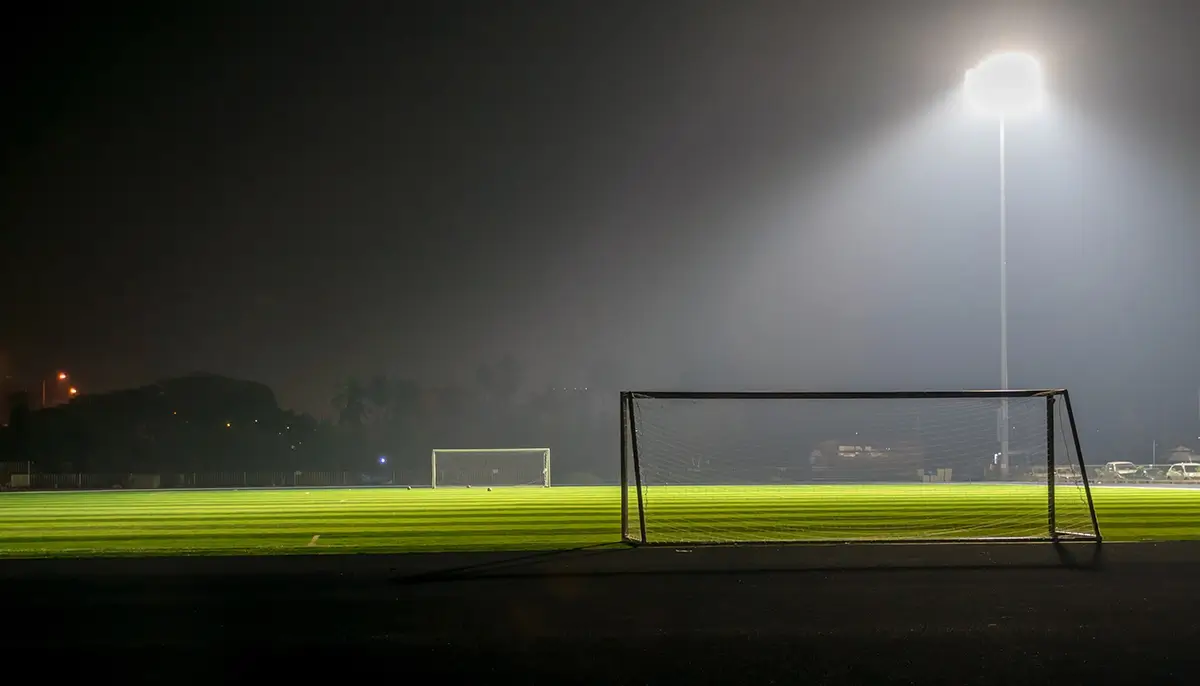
{"left": 964, "top": 52, "right": 1044, "bottom": 117}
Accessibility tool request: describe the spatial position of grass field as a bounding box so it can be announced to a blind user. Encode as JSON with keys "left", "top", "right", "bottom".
{"left": 3, "top": 484, "right": 1200, "bottom": 557}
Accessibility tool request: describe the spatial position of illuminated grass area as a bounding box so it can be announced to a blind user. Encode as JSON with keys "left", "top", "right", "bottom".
{"left": 1, "top": 485, "right": 1199, "bottom": 557}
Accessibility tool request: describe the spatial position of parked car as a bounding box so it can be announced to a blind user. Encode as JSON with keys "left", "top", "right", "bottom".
{"left": 1139, "top": 465, "right": 1168, "bottom": 481}
{"left": 1098, "top": 461, "right": 1140, "bottom": 481}
{"left": 1054, "top": 465, "right": 1081, "bottom": 482}
{"left": 1165, "top": 463, "right": 1200, "bottom": 481}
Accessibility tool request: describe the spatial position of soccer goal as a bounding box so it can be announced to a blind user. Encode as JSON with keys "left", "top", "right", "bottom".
{"left": 620, "top": 390, "right": 1101, "bottom": 545}
{"left": 431, "top": 448, "right": 551, "bottom": 488}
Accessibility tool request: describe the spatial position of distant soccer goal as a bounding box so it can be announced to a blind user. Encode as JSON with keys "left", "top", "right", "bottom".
{"left": 431, "top": 448, "right": 551, "bottom": 488}
{"left": 620, "top": 390, "right": 1101, "bottom": 545}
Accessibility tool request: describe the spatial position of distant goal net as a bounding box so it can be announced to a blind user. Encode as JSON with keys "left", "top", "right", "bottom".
{"left": 431, "top": 448, "right": 551, "bottom": 488}
{"left": 620, "top": 390, "right": 1101, "bottom": 545}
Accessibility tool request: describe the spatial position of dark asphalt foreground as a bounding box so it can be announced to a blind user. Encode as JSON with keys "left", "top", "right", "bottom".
{"left": 5, "top": 543, "right": 1200, "bottom": 684}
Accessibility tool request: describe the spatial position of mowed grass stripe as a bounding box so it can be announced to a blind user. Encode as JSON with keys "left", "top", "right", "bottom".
{"left": 3, "top": 485, "right": 1200, "bottom": 557}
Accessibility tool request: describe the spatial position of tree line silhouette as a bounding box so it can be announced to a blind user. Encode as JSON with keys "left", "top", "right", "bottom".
{"left": 0, "top": 358, "right": 614, "bottom": 485}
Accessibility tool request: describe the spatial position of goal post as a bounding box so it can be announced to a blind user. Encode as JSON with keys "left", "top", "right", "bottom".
{"left": 620, "top": 389, "right": 1101, "bottom": 545}
{"left": 431, "top": 448, "right": 551, "bottom": 488}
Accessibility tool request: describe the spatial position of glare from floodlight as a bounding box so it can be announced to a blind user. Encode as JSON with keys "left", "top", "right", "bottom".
{"left": 964, "top": 52, "right": 1044, "bottom": 118}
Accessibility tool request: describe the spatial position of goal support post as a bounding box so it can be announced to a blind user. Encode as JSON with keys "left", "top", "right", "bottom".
{"left": 620, "top": 391, "right": 647, "bottom": 543}
{"left": 620, "top": 389, "right": 1101, "bottom": 546}
{"left": 431, "top": 448, "right": 551, "bottom": 488}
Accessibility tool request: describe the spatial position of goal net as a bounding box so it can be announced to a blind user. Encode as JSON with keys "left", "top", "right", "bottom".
{"left": 431, "top": 448, "right": 551, "bottom": 488}
{"left": 620, "top": 390, "right": 1100, "bottom": 545}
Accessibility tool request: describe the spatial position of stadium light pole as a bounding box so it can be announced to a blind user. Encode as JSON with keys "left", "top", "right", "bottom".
{"left": 964, "top": 52, "right": 1045, "bottom": 479}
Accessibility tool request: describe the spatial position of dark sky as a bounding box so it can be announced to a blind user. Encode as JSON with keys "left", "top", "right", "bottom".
{"left": 3, "top": 1, "right": 1199, "bottom": 445}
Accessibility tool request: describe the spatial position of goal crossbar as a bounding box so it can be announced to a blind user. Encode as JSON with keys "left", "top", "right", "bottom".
{"left": 630, "top": 389, "right": 1066, "bottom": 400}
{"left": 620, "top": 389, "right": 1101, "bottom": 546}
{"left": 431, "top": 448, "right": 551, "bottom": 488}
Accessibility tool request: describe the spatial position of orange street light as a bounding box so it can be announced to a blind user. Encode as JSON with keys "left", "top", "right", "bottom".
{"left": 43, "top": 370, "right": 70, "bottom": 408}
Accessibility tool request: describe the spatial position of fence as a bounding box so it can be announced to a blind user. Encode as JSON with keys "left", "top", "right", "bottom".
{"left": 1021, "top": 463, "right": 1200, "bottom": 485}
{"left": 2, "top": 469, "right": 433, "bottom": 491}
{"left": 7, "top": 465, "right": 1195, "bottom": 492}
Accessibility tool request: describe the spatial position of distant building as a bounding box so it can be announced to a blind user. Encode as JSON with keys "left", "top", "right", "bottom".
{"left": 812, "top": 439, "right": 925, "bottom": 480}
{"left": 837, "top": 444, "right": 887, "bottom": 458}
{"left": 1168, "top": 445, "right": 1197, "bottom": 463}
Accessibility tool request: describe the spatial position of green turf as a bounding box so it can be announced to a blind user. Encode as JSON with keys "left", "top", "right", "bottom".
{"left": 1, "top": 485, "right": 1199, "bottom": 558}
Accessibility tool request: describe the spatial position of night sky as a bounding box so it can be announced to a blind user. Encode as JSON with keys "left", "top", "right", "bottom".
{"left": 3, "top": 1, "right": 1199, "bottom": 446}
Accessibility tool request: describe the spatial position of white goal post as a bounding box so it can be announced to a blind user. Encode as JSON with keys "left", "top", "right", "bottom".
{"left": 431, "top": 448, "right": 551, "bottom": 488}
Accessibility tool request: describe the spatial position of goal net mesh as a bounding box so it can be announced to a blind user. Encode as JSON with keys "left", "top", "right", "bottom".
{"left": 433, "top": 449, "right": 549, "bottom": 488}
{"left": 622, "top": 392, "right": 1099, "bottom": 544}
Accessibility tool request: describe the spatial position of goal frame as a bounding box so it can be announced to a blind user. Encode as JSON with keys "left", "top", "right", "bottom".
{"left": 620, "top": 389, "right": 1102, "bottom": 546}
{"left": 430, "top": 447, "right": 551, "bottom": 488}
